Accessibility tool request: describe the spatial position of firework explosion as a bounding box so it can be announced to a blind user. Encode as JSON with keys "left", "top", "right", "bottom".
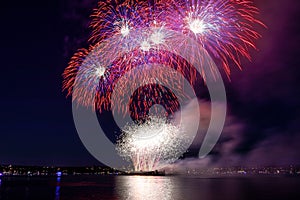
{"left": 166, "top": 0, "right": 265, "bottom": 75}
{"left": 116, "top": 116, "right": 191, "bottom": 171}
{"left": 63, "top": 0, "right": 263, "bottom": 170}
{"left": 63, "top": 0, "right": 263, "bottom": 116}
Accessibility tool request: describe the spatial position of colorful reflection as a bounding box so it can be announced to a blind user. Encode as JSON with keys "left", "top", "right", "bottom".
{"left": 55, "top": 176, "right": 61, "bottom": 200}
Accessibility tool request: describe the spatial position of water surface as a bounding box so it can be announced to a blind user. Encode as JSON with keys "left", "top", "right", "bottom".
{"left": 0, "top": 176, "right": 299, "bottom": 199}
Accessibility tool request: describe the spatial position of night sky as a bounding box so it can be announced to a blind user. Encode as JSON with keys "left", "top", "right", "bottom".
{"left": 0, "top": 0, "right": 299, "bottom": 167}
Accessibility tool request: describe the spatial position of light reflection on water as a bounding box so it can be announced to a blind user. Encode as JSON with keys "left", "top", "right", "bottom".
{"left": 55, "top": 177, "right": 61, "bottom": 200}
{"left": 1, "top": 176, "right": 300, "bottom": 199}
{"left": 115, "top": 176, "right": 180, "bottom": 200}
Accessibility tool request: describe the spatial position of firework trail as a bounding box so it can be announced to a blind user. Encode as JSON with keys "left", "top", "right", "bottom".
{"left": 116, "top": 116, "right": 191, "bottom": 171}
{"left": 164, "top": 0, "right": 265, "bottom": 76}
{"left": 63, "top": 0, "right": 263, "bottom": 171}
{"left": 63, "top": 0, "right": 263, "bottom": 116}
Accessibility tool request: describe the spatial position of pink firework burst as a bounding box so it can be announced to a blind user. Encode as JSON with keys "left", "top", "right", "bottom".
{"left": 163, "top": 0, "right": 265, "bottom": 76}
{"left": 62, "top": 0, "right": 264, "bottom": 117}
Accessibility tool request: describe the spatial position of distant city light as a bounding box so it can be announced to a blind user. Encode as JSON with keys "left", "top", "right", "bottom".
{"left": 56, "top": 172, "right": 62, "bottom": 177}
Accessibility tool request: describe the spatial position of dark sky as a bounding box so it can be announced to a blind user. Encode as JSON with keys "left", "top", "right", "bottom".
{"left": 0, "top": 0, "right": 299, "bottom": 167}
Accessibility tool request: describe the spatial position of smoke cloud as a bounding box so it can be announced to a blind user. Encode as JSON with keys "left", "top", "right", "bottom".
{"left": 168, "top": 98, "right": 300, "bottom": 172}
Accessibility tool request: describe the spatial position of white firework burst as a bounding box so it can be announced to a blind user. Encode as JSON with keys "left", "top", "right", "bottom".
{"left": 116, "top": 116, "right": 191, "bottom": 172}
